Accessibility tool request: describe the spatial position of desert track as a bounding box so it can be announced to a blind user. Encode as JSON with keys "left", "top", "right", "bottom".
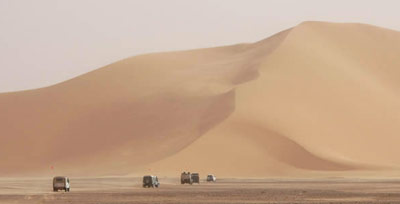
{"left": 1, "top": 177, "right": 400, "bottom": 203}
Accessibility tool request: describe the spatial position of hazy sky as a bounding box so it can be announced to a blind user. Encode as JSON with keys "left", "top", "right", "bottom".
{"left": 1, "top": 0, "right": 400, "bottom": 92}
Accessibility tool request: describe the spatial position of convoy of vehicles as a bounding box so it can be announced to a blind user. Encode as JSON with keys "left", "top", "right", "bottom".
{"left": 53, "top": 176, "right": 70, "bottom": 192}
{"left": 51, "top": 172, "right": 215, "bottom": 191}
{"left": 142, "top": 175, "right": 160, "bottom": 188}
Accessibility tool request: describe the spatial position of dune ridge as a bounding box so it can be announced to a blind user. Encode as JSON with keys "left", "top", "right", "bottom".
{"left": 1, "top": 22, "right": 400, "bottom": 177}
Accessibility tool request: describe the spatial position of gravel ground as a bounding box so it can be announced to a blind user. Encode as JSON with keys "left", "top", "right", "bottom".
{"left": 1, "top": 177, "right": 400, "bottom": 203}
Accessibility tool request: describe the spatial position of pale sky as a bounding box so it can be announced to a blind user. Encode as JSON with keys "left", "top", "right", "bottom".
{"left": 1, "top": 0, "right": 400, "bottom": 92}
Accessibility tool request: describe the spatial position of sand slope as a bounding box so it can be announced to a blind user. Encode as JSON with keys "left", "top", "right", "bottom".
{"left": 1, "top": 22, "right": 400, "bottom": 177}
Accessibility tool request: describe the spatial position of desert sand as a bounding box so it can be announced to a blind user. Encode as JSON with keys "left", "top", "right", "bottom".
{"left": 1, "top": 177, "right": 400, "bottom": 204}
{"left": 1, "top": 21, "right": 400, "bottom": 178}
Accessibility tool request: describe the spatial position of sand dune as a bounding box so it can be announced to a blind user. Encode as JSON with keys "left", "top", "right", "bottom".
{"left": 1, "top": 21, "right": 400, "bottom": 177}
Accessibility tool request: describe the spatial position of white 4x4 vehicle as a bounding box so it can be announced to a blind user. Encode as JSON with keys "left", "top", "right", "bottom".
{"left": 53, "top": 176, "right": 70, "bottom": 192}
{"left": 206, "top": 174, "right": 216, "bottom": 182}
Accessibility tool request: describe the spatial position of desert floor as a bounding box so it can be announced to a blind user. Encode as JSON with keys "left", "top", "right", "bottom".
{"left": 1, "top": 177, "right": 400, "bottom": 203}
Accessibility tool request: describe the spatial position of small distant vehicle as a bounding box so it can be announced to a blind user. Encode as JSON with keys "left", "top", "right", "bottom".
{"left": 53, "top": 176, "right": 70, "bottom": 192}
{"left": 206, "top": 174, "right": 216, "bottom": 182}
{"left": 181, "top": 172, "right": 193, "bottom": 184}
{"left": 142, "top": 175, "right": 160, "bottom": 188}
{"left": 191, "top": 173, "right": 200, "bottom": 184}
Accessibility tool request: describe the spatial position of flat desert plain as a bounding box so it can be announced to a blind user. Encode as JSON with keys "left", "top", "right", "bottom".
{"left": 1, "top": 177, "right": 400, "bottom": 204}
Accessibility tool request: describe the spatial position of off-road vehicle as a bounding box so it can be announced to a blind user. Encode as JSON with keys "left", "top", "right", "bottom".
{"left": 206, "top": 174, "right": 216, "bottom": 182}
{"left": 191, "top": 173, "right": 200, "bottom": 184}
{"left": 143, "top": 175, "right": 159, "bottom": 188}
{"left": 181, "top": 172, "right": 193, "bottom": 184}
{"left": 53, "top": 176, "right": 70, "bottom": 192}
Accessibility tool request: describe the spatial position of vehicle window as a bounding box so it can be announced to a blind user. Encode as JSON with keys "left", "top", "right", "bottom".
{"left": 55, "top": 178, "right": 64, "bottom": 182}
{"left": 143, "top": 177, "right": 151, "bottom": 183}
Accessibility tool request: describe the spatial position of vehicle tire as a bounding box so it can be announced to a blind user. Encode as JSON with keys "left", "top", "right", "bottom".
{"left": 53, "top": 188, "right": 57, "bottom": 192}
{"left": 65, "top": 188, "right": 67, "bottom": 192}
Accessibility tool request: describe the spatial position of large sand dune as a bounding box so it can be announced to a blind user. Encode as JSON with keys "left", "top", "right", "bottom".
{"left": 1, "top": 22, "right": 400, "bottom": 177}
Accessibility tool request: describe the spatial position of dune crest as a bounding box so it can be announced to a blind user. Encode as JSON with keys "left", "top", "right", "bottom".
{"left": 1, "top": 22, "right": 400, "bottom": 177}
